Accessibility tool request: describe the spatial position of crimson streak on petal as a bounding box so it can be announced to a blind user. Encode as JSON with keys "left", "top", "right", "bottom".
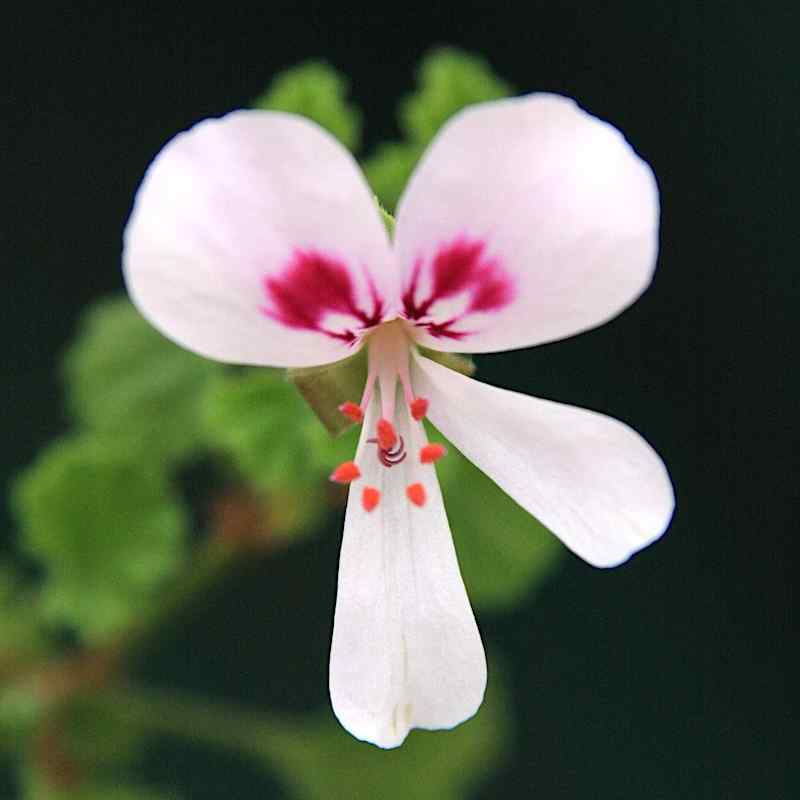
{"left": 401, "top": 236, "right": 515, "bottom": 340}
{"left": 262, "top": 249, "right": 384, "bottom": 343}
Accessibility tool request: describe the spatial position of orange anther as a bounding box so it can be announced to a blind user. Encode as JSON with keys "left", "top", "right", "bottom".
{"left": 338, "top": 401, "right": 364, "bottom": 423}
{"left": 330, "top": 461, "right": 361, "bottom": 484}
{"left": 361, "top": 486, "right": 381, "bottom": 512}
{"left": 420, "top": 443, "right": 447, "bottom": 464}
{"left": 410, "top": 397, "right": 429, "bottom": 421}
{"left": 377, "top": 418, "right": 397, "bottom": 450}
{"left": 406, "top": 482, "right": 426, "bottom": 507}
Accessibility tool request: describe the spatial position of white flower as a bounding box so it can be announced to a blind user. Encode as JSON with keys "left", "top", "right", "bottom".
{"left": 123, "top": 94, "right": 674, "bottom": 748}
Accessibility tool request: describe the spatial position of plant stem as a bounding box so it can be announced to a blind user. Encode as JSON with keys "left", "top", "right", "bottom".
{"left": 93, "top": 684, "right": 284, "bottom": 757}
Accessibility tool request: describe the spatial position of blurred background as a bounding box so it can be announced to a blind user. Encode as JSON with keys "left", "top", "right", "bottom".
{"left": 1, "top": 3, "right": 795, "bottom": 798}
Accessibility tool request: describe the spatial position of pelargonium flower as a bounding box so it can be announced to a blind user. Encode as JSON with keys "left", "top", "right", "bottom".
{"left": 123, "top": 94, "right": 674, "bottom": 748}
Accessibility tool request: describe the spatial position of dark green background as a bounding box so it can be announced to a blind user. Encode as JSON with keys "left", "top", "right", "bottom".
{"left": 1, "top": 3, "right": 795, "bottom": 797}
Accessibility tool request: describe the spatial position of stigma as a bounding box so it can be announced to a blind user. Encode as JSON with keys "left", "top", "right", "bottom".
{"left": 328, "top": 320, "right": 448, "bottom": 512}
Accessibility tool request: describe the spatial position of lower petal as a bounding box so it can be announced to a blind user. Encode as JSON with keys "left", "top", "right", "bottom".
{"left": 329, "top": 394, "right": 486, "bottom": 748}
{"left": 412, "top": 353, "right": 674, "bottom": 568}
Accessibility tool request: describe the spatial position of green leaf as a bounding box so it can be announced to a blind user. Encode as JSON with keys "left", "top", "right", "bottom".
{"left": 259, "top": 660, "right": 510, "bottom": 800}
{"left": 399, "top": 47, "right": 513, "bottom": 146}
{"left": 11, "top": 436, "right": 187, "bottom": 641}
{"left": 361, "top": 141, "right": 425, "bottom": 212}
{"left": 253, "top": 61, "right": 362, "bottom": 152}
{"left": 287, "top": 349, "right": 368, "bottom": 436}
{"left": 434, "top": 429, "right": 564, "bottom": 610}
{"left": 62, "top": 297, "right": 222, "bottom": 467}
{"left": 201, "top": 370, "right": 357, "bottom": 538}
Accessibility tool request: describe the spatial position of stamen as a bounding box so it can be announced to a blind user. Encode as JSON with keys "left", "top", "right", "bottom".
{"left": 410, "top": 397, "right": 429, "bottom": 421}
{"left": 419, "top": 443, "right": 447, "bottom": 464}
{"left": 361, "top": 486, "right": 381, "bottom": 512}
{"left": 338, "top": 401, "right": 364, "bottom": 423}
{"left": 377, "top": 418, "right": 397, "bottom": 451}
{"left": 329, "top": 461, "right": 361, "bottom": 484}
{"left": 359, "top": 366, "right": 377, "bottom": 412}
{"left": 406, "top": 483, "right": 427, "bottom": 507}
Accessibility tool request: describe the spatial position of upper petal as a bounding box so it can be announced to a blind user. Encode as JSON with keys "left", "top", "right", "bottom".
{"left": 412, "top": 353, "right": 674, "bottom": 567}
{"left": 329, "top": 394, "right": 486, "bottom": 748}
{"left": 394, "top": 94, "right": 659, "bottom": 353}
{"left": 123, "top": 111, "right": 395, "bottom": 368}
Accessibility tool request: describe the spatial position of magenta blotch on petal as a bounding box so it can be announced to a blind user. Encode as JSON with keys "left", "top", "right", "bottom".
{"left": 401, "top": 236, "right": 514, "bottom": 340}
{"left": 262, "top": 249, "right": 384, "bottom": 344}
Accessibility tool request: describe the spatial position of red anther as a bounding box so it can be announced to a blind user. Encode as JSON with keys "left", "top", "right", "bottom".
{"left": 377, "top": 418, "right": 397, "bottom": 450}
{"left": 406, "top": 482, "right": 427, "bottom": 507}
{"left": 330, "top": 461, "right": 361, "bottom": 484}
{"left": 338, "top": 401, "right": 364, "bottom": 423}
{"left": 420, "top": 443, "right": 447, "bottom": 464}
{"left": 361, "top": 486, "right": 381, "bottom": 512}
{"left": 410, "top": 397, "right": 429, "bottom": 421}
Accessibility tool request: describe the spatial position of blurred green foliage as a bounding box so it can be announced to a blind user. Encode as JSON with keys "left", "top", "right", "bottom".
{"left": 22, "top": 770, "right": 177, "bottom": 800}
{"left": 0, "top": 685, "right": 43, "bottom": 747}
{"left": 398, "top": 47, "right": 513, "bottom": 145}
{"left": 363, "top": 47, "right": 513, "bottom": 210}
{"left": 0, "top": 563, "right": 48, "bottom": 662}
{"left": 253, "top": 61, "right": 362, "bottom": 152}
{"left": 11, "top": 436, "right": 186, "bottom": 641}
{"left": 61, "top": 695, "right": 145, "bottom": 770}
{"left": 63, "top": 298, "right": 222, "bottom": 467}
{"left": 202, "top": 369, "right": 357, "bottom": 538}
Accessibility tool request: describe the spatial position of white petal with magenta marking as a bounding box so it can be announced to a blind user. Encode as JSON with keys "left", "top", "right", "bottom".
{"left": 395, "top": 94, "right": 659, "bottom": 353}
{"left": 124, "top": 111, "right": 394, "bottom": 368}
{"left": 412, "top": 353, "right": 674, "bottom": 568}
{"left": 329, "top": 395, "right": 486, "bottom": 748}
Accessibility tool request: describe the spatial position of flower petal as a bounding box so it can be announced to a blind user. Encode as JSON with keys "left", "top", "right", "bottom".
{"left": 124, "top": 111, "right": 395, "bottom": 368}
{"left": 394, "top": 94, "right": 659, "bottom": 353}
{"left": 412, "top": 353, "right": 674, "bottom": 567}
{"left": 329, "top": 395, "right": 486, "bottom": 748}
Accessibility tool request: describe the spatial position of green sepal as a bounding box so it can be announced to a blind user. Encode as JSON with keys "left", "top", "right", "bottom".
{"left": 418, "top": 348, "right": 475, "bottom": 377}
{"left": 377, "top": 200, "right": 396, "bottom": 238}
{"left": 287, "top": 349, "right": 368, "bottom": 436}
{"left": 288, "top": 344, "right": 473, "bottom": 432}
